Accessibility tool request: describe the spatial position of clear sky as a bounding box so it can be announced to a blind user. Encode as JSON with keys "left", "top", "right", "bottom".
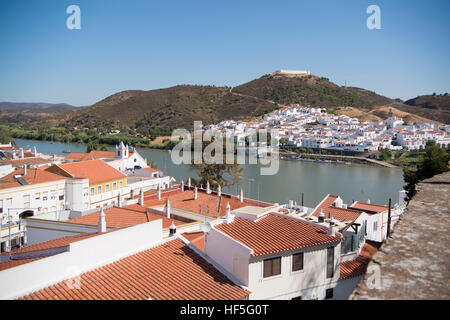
{"left": 0, "top": 0, "right": 449, "bottom": 106}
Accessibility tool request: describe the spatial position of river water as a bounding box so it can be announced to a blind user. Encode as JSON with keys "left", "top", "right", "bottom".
{"left": 15, "top": 139, "right": 405, "bottom": 207}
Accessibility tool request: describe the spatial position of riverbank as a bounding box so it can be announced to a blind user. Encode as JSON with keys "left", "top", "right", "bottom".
{"left": 280, "top": 151, "right": 398, "bottom": 168}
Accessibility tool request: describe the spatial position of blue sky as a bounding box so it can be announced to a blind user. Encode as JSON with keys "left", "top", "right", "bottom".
{"left": 0, "top": 0, "right": 449, "bottom": 106}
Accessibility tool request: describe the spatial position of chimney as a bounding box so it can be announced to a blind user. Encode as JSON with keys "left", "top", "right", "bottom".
{"left": 98, "top": 208, "right": 106, "bottom": 233}
{"left": 157, "top": 185, "right": 161, "bottom": 200}
{"left": 23, "top": 165, "right": 27, "bottom": 176}
{"left": 117, "top": 191, "right": 122, "bottom": 207}
{"left": 187, "top": 177, "right": 191, "bottom": 188}
{"left": 367, "top": 199, "right": 371, "bottom": 204}
{"left": 169, "top": 222, "right": 176, "bottom": 237}
{"left": 225, "top": 202, "right": 234, "bottom": 223}
{"left": 180, "top": 180, "right": 184, "bottom": 192}
{"left": 139, "top": 188, "right": 144, "bottom": 205}
{"left": 194, "top": 186, "right": 198, "bottom": 200}
{"left": 33, "top": 146, "right": 37, "bottom": 157}
{"left": 328, "top": 218, "right": 335, "bottom": 236}
{"left": 165, "top": 198, "right": 171, "bottom": 218}
{"left": 20, "top": 148, "right": 24, "bottom": 159}
{"left": 217, "top": 184, "right": 221, "bottom": 197}
{"left": 239, "top": 187, "right": 244, "bottom": 203}
{"left": 206, "top": 181, "right": 211, "bottom": 194}
{"left": 318, "top": 210, "right": 325, "bottom": 223}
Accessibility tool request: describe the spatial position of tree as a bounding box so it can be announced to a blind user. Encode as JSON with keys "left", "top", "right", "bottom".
{"left": 86, "top": 140, "right": 99, "bottom": 152}
{"left": 403, "top": 141, "right": 448, "bottom": 200}
{"left": 100, "top": 145, "right": 109, "bottom": 151}
{"left": 0, "top": 126, "right": 15, "bottom": 144}
{"left": 191, "top": 139, "right": 243, "bottom": 189}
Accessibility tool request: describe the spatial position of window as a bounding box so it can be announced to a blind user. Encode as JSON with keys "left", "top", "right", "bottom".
{"left": 6, "top": 198, "right": 12, "bottom": 206}
{"left": 105, "top": 184, "right": 110, "bottom": 192}
{"left": 97, "top": 186, "right": 102, "bottom": 194}
{"left": 59, "top": 195, "right": 64, "bottom": 200}
{"left": 42, "top": 192, "right": 48, "bottom": 201}
{"left": 23, "top": 195, "right": 30, "bottom": 208}
{"left": 35, "top": 193, "right": 40, "bottom": 200}
{"left": 326, "top": 247, "right": 334, "bottom": 278}
{"left": 50, "top": 190, "right": 56, "bottom": 199}
{"left": 325, "top": 288, "right": 334, "bottom": 299}
{"left": 292, "top": 252, "right": 304, "bottom": 272}
{"left": 90, "top": 188, "right": 95, "bottom": 196}
{"left": 291, "top": 296, "right": 302, "bottom": 300}
{"left": 263, "top": 257, "right": 281, "bottom": 278}
{"left": 373, "top": 221, "right": 378, "bottom": 231}
{"left": 0, "top": 200, "right": 3, "bottom": 214}
{"left": 119, "top": 181, "right": 123, "bottom": 188}
{"left": 113, "top": 182, "right": 117, "bottom": 191}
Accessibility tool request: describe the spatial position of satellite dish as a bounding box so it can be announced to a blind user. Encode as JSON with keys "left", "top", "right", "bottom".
{"left": 200, "top": 222, "right": 212, "bottom": 233}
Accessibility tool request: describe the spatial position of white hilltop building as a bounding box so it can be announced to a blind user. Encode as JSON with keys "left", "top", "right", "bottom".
{"left": 271, "top": 69, "right": 311, "bottom": 76}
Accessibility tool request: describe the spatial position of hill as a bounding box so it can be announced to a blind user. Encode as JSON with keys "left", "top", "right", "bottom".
{"left": 30, "top": 73, "right": 449, "bottom": 134}
{"left": 401, "top": 94, "right": 450, "bottom": 123}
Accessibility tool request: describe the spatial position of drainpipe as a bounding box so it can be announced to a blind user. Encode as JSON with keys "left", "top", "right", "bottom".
{"left": 387, "top": 198, "right": 392, "bottom": 238}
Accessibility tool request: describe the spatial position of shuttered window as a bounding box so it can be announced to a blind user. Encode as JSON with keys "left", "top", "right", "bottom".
{"left": 327, "top": 247, "right": 334, "bottom": 278}
{"left": 292, "top": 252, "right": 304, "bottom": 271}
{"left": 263, "top": 257, "right": 281, "bottom": 278}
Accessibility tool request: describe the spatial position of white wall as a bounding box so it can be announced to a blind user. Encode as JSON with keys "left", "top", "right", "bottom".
{"left": 0, "top": 219, "right": 163, "bottom": 300}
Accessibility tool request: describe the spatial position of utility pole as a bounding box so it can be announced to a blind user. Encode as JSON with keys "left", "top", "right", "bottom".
{"left": 301, "top": 192, "right": 304, "bottom": 207}
{"left": 387, "top": 198, "right": 392, "bottom": 238}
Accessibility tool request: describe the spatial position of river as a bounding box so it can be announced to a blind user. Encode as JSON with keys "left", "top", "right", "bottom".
{"left": 15, "top": 139, "right": 405, "bottom": 208}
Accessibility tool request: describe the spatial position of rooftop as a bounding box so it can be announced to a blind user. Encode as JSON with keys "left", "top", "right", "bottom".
{"left": 18, "top": 238, "right": 250, "bottom": 300}
{"left": 48, "top": 159, "right": 126, "bottom": 185}
{"left": 216, "top": 213, "right": 341, "bottom": 257}
{"left": 340, "top": 241, "right": 381, "bottom": 280}
{"left": 0, "top": 167, "right": 67, "bottom": 190}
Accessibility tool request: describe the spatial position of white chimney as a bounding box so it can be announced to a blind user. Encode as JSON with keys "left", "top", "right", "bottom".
{"left": 157, "top": 185, "right": 161, "bottom": 200}
{"left": 23, "top": 165, "right": 27, "bottom": 176}
{"left": 318, "top": 210, "right": 325, "bottom": 223}
{"left": 33, "top": 146, "right": 37, "bottom": 157}
{"left": 98, "top": 208, "right": 106, "bottom": 233}
{"left": 239, "top": 188, "right": 244, "bottom": 203}
{"left": 20, "top": 148, "right": 24, "bottom": 159}
{"left": 206, "top": 181, "right": 211, "bottom": 194}
{"left": 165, "top": 199, "right": 171, "bottom": 218}
{"left": 180, "top": 180, "right": 184, "bottom": 192}
{"left": 187, "top": 177, "right": 191, "bottom": 188}
{"left": 194, "top": 186, "right": 198, "bottom": 200}
{"left": 225, "top": 202, "right": 234, "bottom": 223}
{"left": 139, "top": 188, "right": 144, "bottom": 205}
{"left": 328, "top": 218, "right": 336, "bottom": 236}
{"left": 217, "top": 184, "right": 221, "bottom": 197}
{"left": 169, "top": 222, "right": 176, "bottom": 237}
{"left": 367, "top": 199, "right": 371, "bottom": 204}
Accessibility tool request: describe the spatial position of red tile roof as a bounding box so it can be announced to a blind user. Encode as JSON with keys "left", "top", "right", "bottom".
{"left": 0, "top": 168, "right": 67, "bottom": 190}
{"left": 65, "top": 151, "right": 116, "bottom": 161}
{"left": 151, "top": 189, "right": 271, "bottom": 218}
{"left": 0, "top": 157, "right": 51, "bottom": 167}
{"left": 340, "top": 241, "right": 381, "bottom": 280}
{"left": 311, "top": 194, "right": 339, "bottom": 216}
{"left": 312, "top": 195, "right": 364, "bottom": 222}
{"left": 351, "top": 202, "right": 388, "bottom": 213}
{"left": 69, "top": 205, "right": 185, "bottom": 229}
{"left": 19, "top": 238, "right": 250, "bottom": 300}
{"left": 50, "top": 160, "right": 125, "bottom": 185}
{"left": 182, "top": 231, "right": 205, "bottom": 251}
{"left": 216, "top": 213, "right": 341, "bottom": 257}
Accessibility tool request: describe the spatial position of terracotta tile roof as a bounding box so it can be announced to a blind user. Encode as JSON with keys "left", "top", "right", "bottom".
{"left": 182, "top": 231, "right": 205, "bottom": 251}
{"left": 19, "top": 238, "right": 250, "bottom": 300}
{"left": 152, "top": 189, "right": 272, "bottom": 218}
{"left": 65, "top": 151, "right": 116, "bottom": 161}
{"left": 0, "top": 257, "right": 44, "bottom": 271}
{"left": 69, "top": 205, "right": 185, "bottom": 229}
{"left": 311, "top": 194, "right": 339, "bottom": 216}
{"left": 216, "top": 213, "right": 341, "bottom": 257}
{"left": 351, "top": 202, "right": 388, "bottom": 213}
{"left": 0, "top": 157, "right": 51, "bottom": 167}
{"left": 340, "top": 241, "right": 381, "bottom": 280}
{"left": 50, "top": 160, "right": 125, "bottom": 185}
{"left": 0, "top": 168, "right": 67, "bottom": 190}
{"left": 143, "top": 167, "right": 158, "bottom": 173}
